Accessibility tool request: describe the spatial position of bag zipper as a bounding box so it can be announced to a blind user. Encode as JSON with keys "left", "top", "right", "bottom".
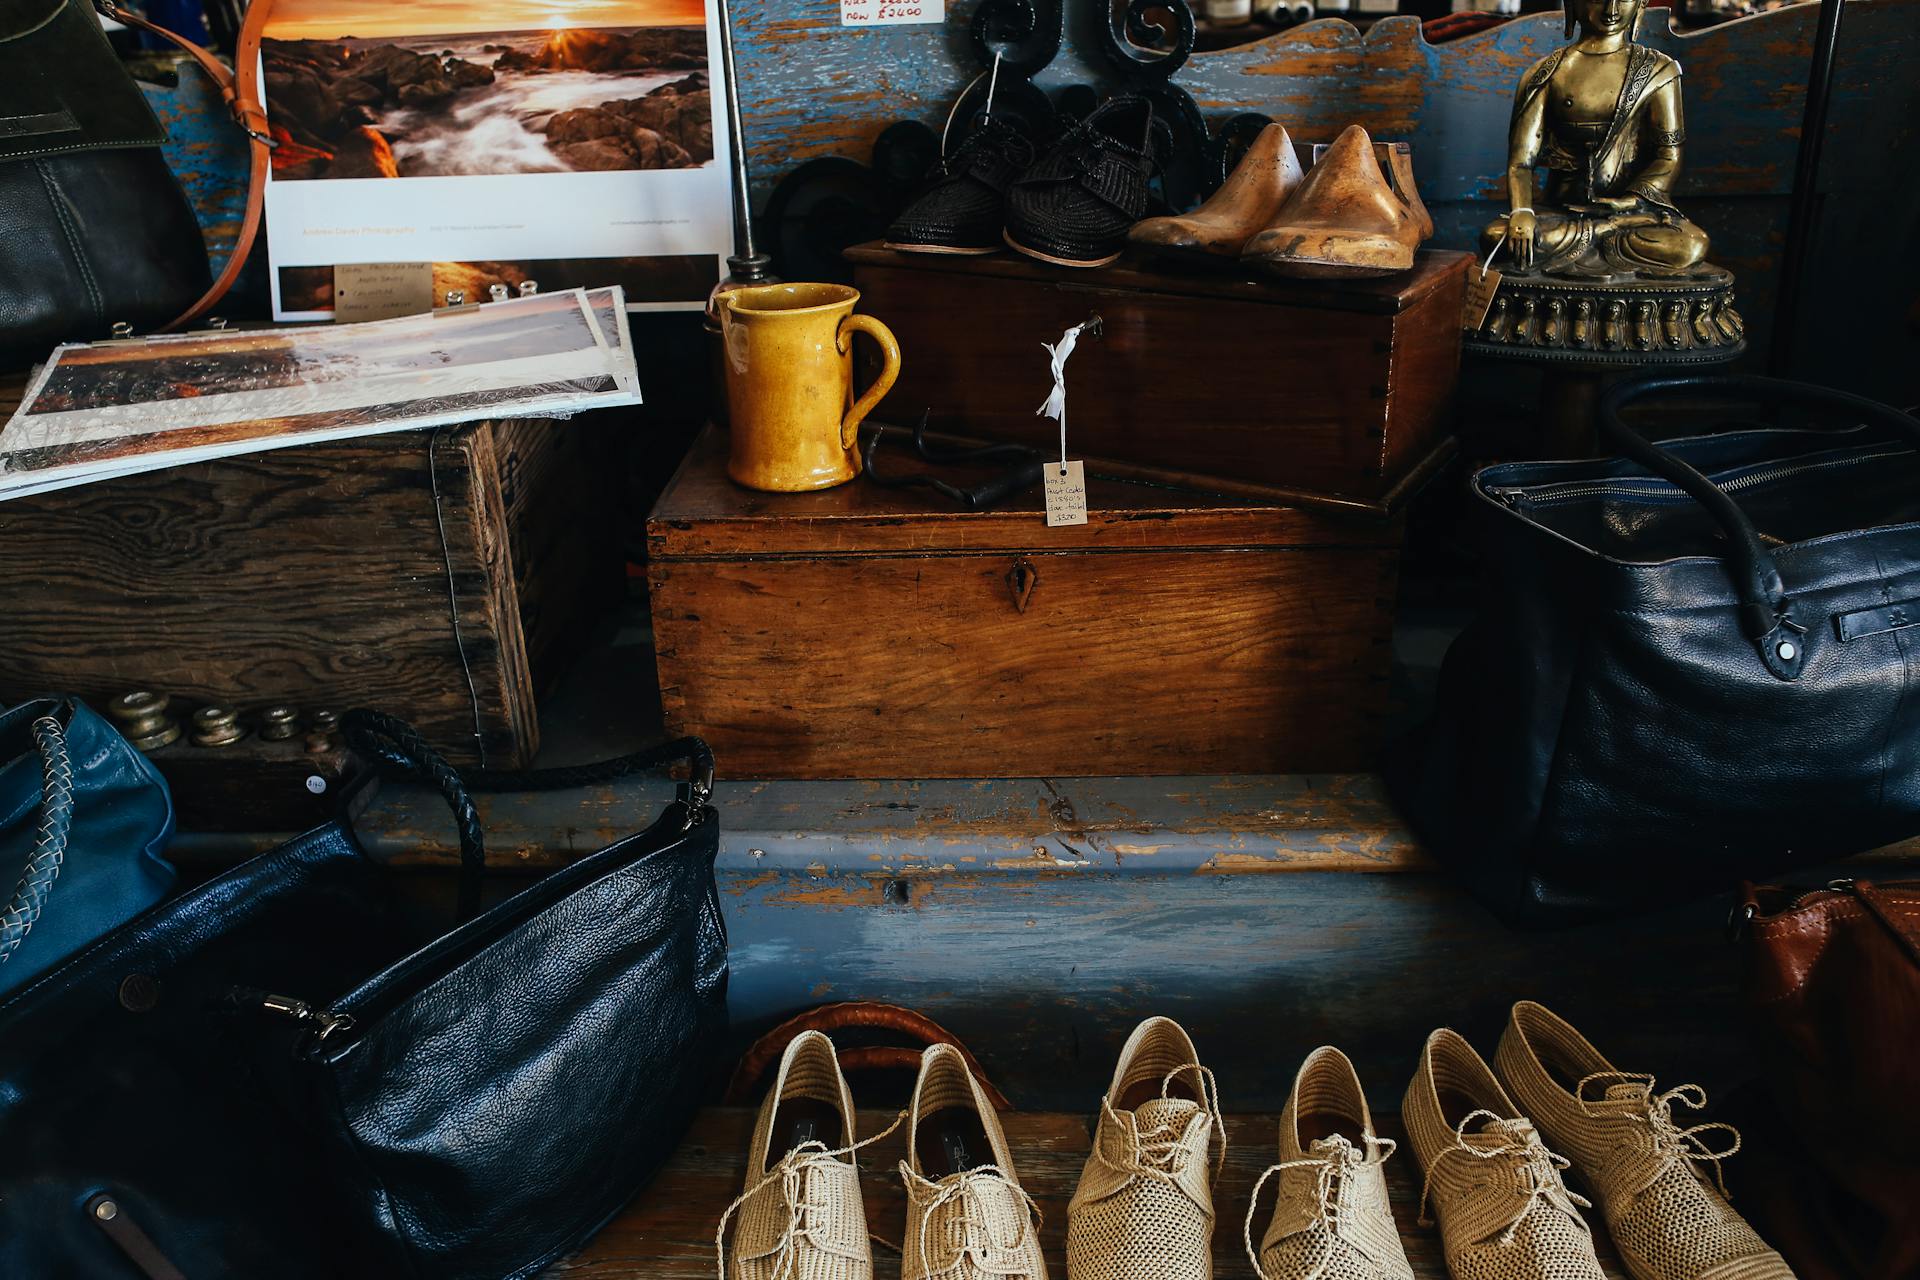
{"left": 1785, "top": 877, "right": 1861, "bottom": 911}
{"left": 241, "top": 988, "right": 356, "bottom": 1044}
{"left": 1489, "top": 445, "right": 1909, "bottom": 509}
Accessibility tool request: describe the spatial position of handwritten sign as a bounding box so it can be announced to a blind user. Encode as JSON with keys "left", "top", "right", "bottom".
{"left": 841, "top": 0, "right": 944, "bottom": 25}
{"left": 334, "top": 262, "right": 433, "bottom": 324}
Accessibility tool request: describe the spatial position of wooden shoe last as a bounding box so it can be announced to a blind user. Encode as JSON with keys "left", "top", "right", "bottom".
{"left": 1243, "top": 125, "right": 1430, "bottom": 280}
{"left": 1127, "top": 124, "right": 1305, "bottom": 265}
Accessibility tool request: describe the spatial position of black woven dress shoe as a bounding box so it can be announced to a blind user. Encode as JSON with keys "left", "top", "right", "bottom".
{"left": 1003, "top": 96, "right": 1164, "bottom": 268}
{"left": 886, "top": 117, "right": 1041, "bottom": 255}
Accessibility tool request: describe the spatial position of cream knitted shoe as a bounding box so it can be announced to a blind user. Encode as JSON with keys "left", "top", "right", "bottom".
{"left": 1495, "top": 1002, "right": 1796, "bottom": 1280}
{"left": 1246, "top": 1047, "right": 1414, "bottom": 1280}
{"left": 899, "top": 1042, "right": 1048, "bottom": 1280}
{"left": 1066, "top": 1016, "right": 1224, "bottom": 1280}
{"left": 1403, "top": 1028, "right": 1606, "bottom": 1280}
{"left": 718, "top": 1030, "right": 894, "bottom": 1280}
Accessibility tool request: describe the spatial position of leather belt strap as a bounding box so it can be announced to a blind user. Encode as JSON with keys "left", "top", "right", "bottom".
{"left": 92, "top": 0, "right": 272, "bottom": 332}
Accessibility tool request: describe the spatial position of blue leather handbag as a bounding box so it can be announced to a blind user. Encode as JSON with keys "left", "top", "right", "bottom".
{"left": 0, "top": 697, "right": 175, "bottom": 995}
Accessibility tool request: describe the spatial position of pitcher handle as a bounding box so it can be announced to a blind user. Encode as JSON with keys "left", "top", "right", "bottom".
{"left": 836, "top": 313, "right": 901, "bottom": 451}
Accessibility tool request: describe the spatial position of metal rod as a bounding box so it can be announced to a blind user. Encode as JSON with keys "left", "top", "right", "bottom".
{"left": 1769, "top": 0, "right": 1846, "bottom": 374}
{"left": 713, "top": 0, "right": 772, "bottom": 282}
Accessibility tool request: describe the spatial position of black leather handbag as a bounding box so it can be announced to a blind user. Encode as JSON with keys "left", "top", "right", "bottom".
{"left": 0, "top": 712, "right": 727, "bottom": 1279}
{"left": 0, "top": 0, "right": 212, "bottom": 361}
{"left": 0, "top": 0, "right": 277, "bottom": 362}
{"left": 1389, "top": 375, "right": 1920, "bottom": 927}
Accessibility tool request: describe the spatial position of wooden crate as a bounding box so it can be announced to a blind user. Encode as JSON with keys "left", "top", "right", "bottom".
{"left": 646, "top": 424, "right": 1404, "bottom": 778}
{"left": 846, "top": 244, "right": 1470, "bottom": 509}
{"left": 0, "top": 418, "right": 623, "bottom": 770}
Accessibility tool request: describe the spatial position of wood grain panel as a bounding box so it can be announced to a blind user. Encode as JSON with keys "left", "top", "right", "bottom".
{"left": 491, "top": 415, "right": 627, "bottom": 693}
{"left": 651, "top": 543, "right": 1396, "bottom": 778}
{"left": 0, "top": 422, "right": 619, "bottom": 769}
{"left": 848, "top": 246, "right": 1468, "bottom": 502}
{"left": 648, "top": 426, "right": 1407, "bottom": 560}
{"left": 548, "top": 1107, "right": 1630, "bottom": 1279}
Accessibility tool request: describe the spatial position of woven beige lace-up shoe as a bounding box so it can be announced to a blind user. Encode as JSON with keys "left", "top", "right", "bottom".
{"left": 1496, "top": 1002, "right": 1797, "bottom": 1280}
{"left": 1246, "top": 1047, "right": 1414, "bottom": 1280}
{"left": 718, "top": 1030, "right": 896, "bottom": 1280}
{"left": 1066, "top": 1015, "right": 1225, "bottom": 1280}
{"left": 1403, "top": 1028, "right": 1606, "bottom": 1280}
{"left": 899, "top": 1042, "right": 1048, "bottom": 1280}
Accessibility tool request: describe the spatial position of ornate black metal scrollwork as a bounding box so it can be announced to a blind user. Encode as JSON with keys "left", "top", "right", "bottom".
{"left": 1098, "top": 0, "right": 1213, "bottom": 209}
{"left": 1098, "top": 0, "right": 1196, "bottom": 80}
{"left": 971, "top": 0, "right": 1064, "bottom": 79}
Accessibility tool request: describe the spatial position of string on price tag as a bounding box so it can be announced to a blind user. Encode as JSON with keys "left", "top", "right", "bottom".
{"left": 1035, "top": 321, "right": 1092, "bottom": 526}
{"left": 1462, "top": 231, "right": 1505, "bottom": 331}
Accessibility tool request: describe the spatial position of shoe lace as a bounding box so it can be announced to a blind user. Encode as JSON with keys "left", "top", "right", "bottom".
{"left": 1418, "top": 1109, "right": 1592, "bottom": 1247}
{"left": 1097, "top": 1061, "right": 1228, "bottom": 1187}
{"left": 939, "top": 120, "right": 1026, "bottom": 177}
{"left": 1059, "top": 123, "right": 1111, "bottom": 176}
{"left": 898, "top": 1159, "right": 1042, "bottom": 1278}
{"left": 714, "top": 1109, "right": 907, "bottom": 1280}
{"left": 1243, "top": 1132, "right": 1398, "bottom": 1280}
{"left": 1574, "top": 1071, "right": 1743, "bottom": 1199}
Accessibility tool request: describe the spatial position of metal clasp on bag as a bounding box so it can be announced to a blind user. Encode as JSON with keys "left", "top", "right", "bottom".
{"left": 254, "top": 990, "right": 356, "bottom": 1044}
{"left": 680, "top": 755, "right": 715, "bottom": 829}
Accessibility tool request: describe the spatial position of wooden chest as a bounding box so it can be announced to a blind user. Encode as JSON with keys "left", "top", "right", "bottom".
{"left": 646, "top": 424, "right": 1403, "bottom": 778}
{"left": 845, "top": 244, "right": 1471, "bottom": 508}
{"left": 0, "top": 416, "right": 624, "bottom": 770}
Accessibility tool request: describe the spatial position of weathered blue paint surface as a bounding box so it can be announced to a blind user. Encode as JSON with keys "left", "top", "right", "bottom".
{"left": 174, "top": 772, "right": 1920, "bottom": 1109}
{"left": 143, "top": 68, "right": 251, "bottom": 268}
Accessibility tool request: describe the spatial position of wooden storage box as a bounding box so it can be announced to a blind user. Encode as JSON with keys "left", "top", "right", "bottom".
{"left": 846, "top": 243, "right": 1471, "bottom": 509}
{"left": 0, "top": 416, "right": 623, "bottom": 770}
{"left": 647, "top": 424, "right": 1403, "bottom": 778}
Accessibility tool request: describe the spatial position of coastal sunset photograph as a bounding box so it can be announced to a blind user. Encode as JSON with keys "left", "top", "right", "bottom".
{"left": 260, "top": 0, "right": 714, "bottom": 180}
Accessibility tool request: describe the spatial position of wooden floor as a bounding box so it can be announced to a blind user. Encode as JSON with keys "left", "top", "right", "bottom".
{"left": 547, "top": 1107, "right": 1629, "bottom": 1278}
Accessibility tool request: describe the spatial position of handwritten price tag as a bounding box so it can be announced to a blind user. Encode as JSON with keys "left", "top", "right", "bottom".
{"left": 1462, "top": 268, "right": 1503, "bottom": 332}
{"left": 1044, "top": 460, "right": 1088, "bottom": 528}
{"left": 841, "top": 0, "right": 944, "bottom": 25}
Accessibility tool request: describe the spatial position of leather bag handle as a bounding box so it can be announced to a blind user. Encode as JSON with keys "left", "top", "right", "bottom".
{"left": 92, "top": 0, "right": 272, "bottom": 333}
{"left": 342, "top": 710, "right": 715, "bottom": 922}
{"left": 724, "top": 1001, "right": 1014, "bottom": 1111}
{"left": 1598, "top": 373, "right": 1920, "bottom": 681}
{"left": 0, "top": 710, "right": 76, "bottom": 969}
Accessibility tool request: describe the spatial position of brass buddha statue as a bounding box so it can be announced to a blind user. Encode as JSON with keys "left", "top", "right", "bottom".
{"left": 1466, "top": 0, "right": 1743, "bottom": 364}
{"left": 1487, "top": 0, "right": 1708, "bottom": 279}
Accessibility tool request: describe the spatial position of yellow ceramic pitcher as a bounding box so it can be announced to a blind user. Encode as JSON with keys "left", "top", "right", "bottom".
{"left": 720, "top": 283, "right": 901, "bottom": 492}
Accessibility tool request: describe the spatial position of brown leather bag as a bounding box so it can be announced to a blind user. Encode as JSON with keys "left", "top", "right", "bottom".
{"left": 97, "top": 0, "right": 271, "bottom": 331}
{"left": 1737, "top": 879, "right": 1920, "bottom": 1280}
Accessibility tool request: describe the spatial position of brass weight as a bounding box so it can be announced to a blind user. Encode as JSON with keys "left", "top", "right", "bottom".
{"left": 190, "top": 706, "right": 246, "bottom": 748}
{"left": 259, "top": 706, "right": 301, "bottom": 741}
{"left": 109, "top": 691, "right": 181, "bottom": 752}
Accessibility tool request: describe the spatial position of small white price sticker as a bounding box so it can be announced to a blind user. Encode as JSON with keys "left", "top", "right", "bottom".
{"left": 841, "top": 0, "right": 944, "bottom": 25}
{"left": 1044, "top": 460, "right": 1088, "bottom": 527}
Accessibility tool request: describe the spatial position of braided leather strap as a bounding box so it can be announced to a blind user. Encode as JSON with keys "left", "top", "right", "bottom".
{"left": 343, "top": 710, "right": 486, "bottom": 918}
{"left": 0, "top": 716, "right": 76, "bottom": 967}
